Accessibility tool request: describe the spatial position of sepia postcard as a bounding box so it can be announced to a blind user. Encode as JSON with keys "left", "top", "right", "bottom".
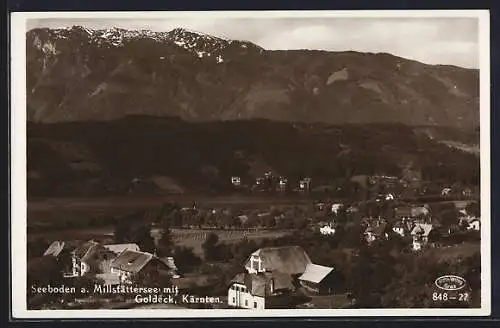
{"left": 10, "top": 10, "right": 491, "bottom": 319}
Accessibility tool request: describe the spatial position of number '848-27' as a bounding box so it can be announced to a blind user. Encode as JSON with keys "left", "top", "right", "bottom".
{"left": 432, "top": 292, "right": 469, "bottom": 302}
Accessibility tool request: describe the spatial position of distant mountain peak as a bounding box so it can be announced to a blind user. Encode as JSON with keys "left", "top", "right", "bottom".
{"left": 28, "top": 25, "right": 264, "bottom": 61}
{"left": 26, "top": 26, "right": 479, "bottom": 129}
{"left": 168, "top": 27, "right": 230, "bottom": 41}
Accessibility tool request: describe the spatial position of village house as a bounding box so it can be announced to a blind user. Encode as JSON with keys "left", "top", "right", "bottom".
{"left": 441, "top": 187, "right": 452, "bottom": 197}
{"left": 229, "top": 246, "right": 316, "bottom": 309}
{"left": 462, "top": 187, "right": 473, "bottom": 198}
{"left": 392, "top": 218, "right": 413, "bottom": 237}
{"left": 228, "top": 271, "right": 294, "bottom": 309}
{"left": 229, "top": 246, "right": 342, "bottom": 308}
{"left": 330, "top": 203, "right": 344, "bottom": 215}
{"left": 64, "top": 242, "right": 142, "bottom": 279}
{"left": 298, "top": 263, "right": 338, "bottom": 295}
{"left": 468, "top": 218, "right": 480, "bottom": 231}
{"left": 384, "top": 193, "right": 395, "bottom": 201}
{"left": 411, "top": 223, "right": 433, "bottom": 251}
{"left": 231, "top": 176, "right": 241, "bottom": 187}
{"left": 278, "top": 177, "right": 288, "bottom": 192}
{"left": 459, "top": 214, "right": 480, "bottom": 231}
{"left": 299, "top": 178, "right": 312, "bottom": 192}
{"left": 364, "top": 221, "right": 389, "bottom": 245}
{"left": 244, "top": 246, "right": 312, "bottom": 276}
{"left": 319, "top": 224, "right": 336, "bottom": 236}
{"left": 81, "top": 244, "right": 120, "bottom": 275}
{"left": 70, "top": 240, "right": 100, "bottom": 277}
{"left": 110, "top": 250, "right": 172, "bottom": 284}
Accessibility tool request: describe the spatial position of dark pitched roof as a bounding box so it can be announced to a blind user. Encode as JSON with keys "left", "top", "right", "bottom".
{"left": 82, "top": 244, "right": 119, "bottom": 273}
{"left": 246, "top": 246, "right": 312, "bottom": 275}
{"left": 231, "top": 272, "right": 294, "bottom": 298}
{"left": 231, "top": 273, "right": 246, "bottom": 285}
{"left": 264, "top": 271, "right": 294, "bottom": 292}
{"left": 73, "top": 240, "right": 99, "bottom": 259}
{"left": 110, "top": 250, "right": 154, "bottom": 273}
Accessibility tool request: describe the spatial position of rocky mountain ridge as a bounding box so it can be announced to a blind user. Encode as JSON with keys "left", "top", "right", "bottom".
{"left": 27, "top": 26, "right": 479, "bottom": 129}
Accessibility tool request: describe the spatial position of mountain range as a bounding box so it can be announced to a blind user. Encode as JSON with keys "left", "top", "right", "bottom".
{"left": 26, "top": 26, "right": 479, "bottom": 129}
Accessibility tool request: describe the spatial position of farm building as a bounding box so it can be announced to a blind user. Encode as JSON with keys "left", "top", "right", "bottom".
{"left": 110, "top": 250, "right": 172, "bottom": 284}
{"left": 80, "top": 244, "right": 119, "bottom": 275}
{"left": 228, "top": 271, "right": 294, "bottom": 309}
{"left": 71, "top": 240, "right": 100, "bottom": 277}
{"left": 244, "top": 246, "right": 312, "bottom": 276}
{"left": 298, "top": 263, "right": 338, "bottom": 295}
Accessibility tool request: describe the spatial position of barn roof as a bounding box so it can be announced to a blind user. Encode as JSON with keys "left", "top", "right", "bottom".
{"left": 298, "top": 264, "right": 334, "bottom": 284}
{"left": 246, "top": 246, "right": 312, "bottom": 275}
{"left": 82, "top": 244, "right": 119, "bottom": 273}
{"left": 110, "top": 250, "right": 153, "bottom": 273}
{"left": 104, "top": 243, "right": 140, "bottom": 255}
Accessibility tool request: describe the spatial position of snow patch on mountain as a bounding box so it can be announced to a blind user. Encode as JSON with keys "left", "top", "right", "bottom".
{"left": 32, "top": 26, "right": 263, "bottom": 64}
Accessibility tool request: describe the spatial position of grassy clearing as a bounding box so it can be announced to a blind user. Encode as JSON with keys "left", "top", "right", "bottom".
{"left": 157, "top": 228, "right": 293, "bottom": 256}
{"left": 28, "top": 225, "right": 293, "bottom": 257}
{"left": 424, "top": 242, "right": 480, "bottom": 262}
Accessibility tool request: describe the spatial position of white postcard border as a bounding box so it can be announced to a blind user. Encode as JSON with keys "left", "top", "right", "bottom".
{"left": 10, "top": 9, "right": 491, "bottom": 319}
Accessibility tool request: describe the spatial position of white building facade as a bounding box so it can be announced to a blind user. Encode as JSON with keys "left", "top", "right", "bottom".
{"left": 227, "top": 282, "right": 265, "bottom": 310}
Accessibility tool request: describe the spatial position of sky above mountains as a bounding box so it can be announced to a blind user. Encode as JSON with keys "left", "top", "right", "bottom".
{"left": 27, "top": 15, "right": 479, "bottom": 69}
